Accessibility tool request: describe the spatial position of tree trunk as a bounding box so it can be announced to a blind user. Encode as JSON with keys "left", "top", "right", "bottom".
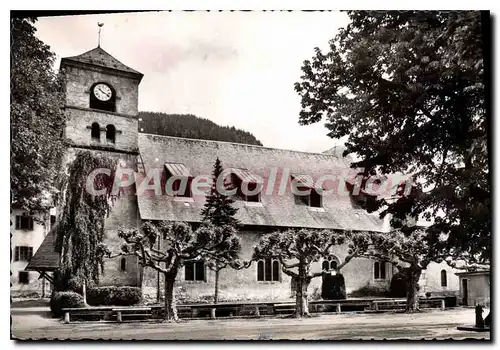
{"left": 164, "top": 274, "right": 178, "bottom": 321}
{"left": 82, "top": 280, "right": 87, "bottom": 305}
{"left": 214, "top": 267, "right": 219, "bottom": 304}
{"left": 294, "top": 274, "right": 310, "bottom": 318}
{"left": 405, "top": 266, "right": 421, "bottom": 312}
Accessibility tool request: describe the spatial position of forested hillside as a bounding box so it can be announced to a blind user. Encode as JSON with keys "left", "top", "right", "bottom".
{"left": 138, "top": 112, "right": 263, "bottom": 146}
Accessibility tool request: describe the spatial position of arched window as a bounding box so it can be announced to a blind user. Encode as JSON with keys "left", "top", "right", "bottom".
{"left": 323, "top": 255, "right": 340, "bottom": 273}
{"left": 257, "top": 259, "right": 279, "bottom": 281}
{"left": 374, "top": 261, "right": 380, "bottom": 279}
{"left": 257, "top": 260, "right": 264, "bottom": 281}
{"left": 120, "top": 257, "right": 126, "bottom": 272}
{"left": 106, "top": 125, "right": 116, "bottom": 144}
{"left": 91, "top": 122, "right": 100, "bottom": 142}
{"left": 441, "top": 269, "right": 447, "bottom": 287}
{"left": 272, "top": 260, "right": 280, "bottom": 281}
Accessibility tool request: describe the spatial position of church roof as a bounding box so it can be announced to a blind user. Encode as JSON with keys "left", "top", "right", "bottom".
{"left": 61, "top": 46, "right": 143, "bottom": 78}
{"left": 25, "top": 227, "right": 60, "bottom": 271}
{"left": 137, "top": 133, "right": 386, "bottom": 232}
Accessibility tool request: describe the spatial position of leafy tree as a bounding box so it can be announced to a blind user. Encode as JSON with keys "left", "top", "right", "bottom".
{"left": 139, "top": 112, "right": 263, "bottom": 146}
{"left": 253, "top": 229, "right": 369, "bottom": 317}
{"left": 117, "top": 221, "right": 241, "bottom": 321}
{"left": 295, "top": 11, "right": 489, "bottom": 265}
{"left": 54, "top": 151, "right": 117, "bottom": 297}
{"left": 365, "top": 228, "right": 452, "bottom": 311}
{"left": 201, "top": 157, "right": 243, "bottom": 304}
{"left": 11, "top": 17, "right": 66, "bottom": 214}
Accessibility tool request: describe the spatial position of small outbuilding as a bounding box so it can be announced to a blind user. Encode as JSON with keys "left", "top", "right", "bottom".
{"left": 455, "top": 269, "right": 490, "bottom": 307}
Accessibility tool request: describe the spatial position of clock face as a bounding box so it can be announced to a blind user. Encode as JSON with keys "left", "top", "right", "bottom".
{"left": 93, "top": 83, "right": 112, "bottom": 101}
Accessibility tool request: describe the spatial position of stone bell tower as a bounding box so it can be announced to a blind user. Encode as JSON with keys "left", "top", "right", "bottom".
{"left": 59, "top": 46, "right": 144, "bottom": 286}
{"left": 60, "top": 46, "right": 143, "bottom": 154}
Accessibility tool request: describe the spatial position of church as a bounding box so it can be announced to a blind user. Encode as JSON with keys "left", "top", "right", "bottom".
{"left": 24, "top": 45, "right": 459, "bottom": 302}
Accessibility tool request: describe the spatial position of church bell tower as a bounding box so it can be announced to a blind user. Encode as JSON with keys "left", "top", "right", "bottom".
{"left": 60, "top": 46, "right": 143, "bottom": 155}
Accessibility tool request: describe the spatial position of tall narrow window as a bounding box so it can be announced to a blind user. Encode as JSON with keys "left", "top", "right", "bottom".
{"left": 441, "top": 269, "right": 447, "bottom": 287}
{"left": 106, "top": 125, "right": 116, "bottom": 144}
{"left": 380, "top": 261, "right": 386, "bottom": 279}
{"left": 120, "top": 258, "right": 126, "bottom": 272}
{"left": 272, "top": 260, "right": 280, "bottom": 281}
{"left": 257, "top": 260, "right": 264, "bottom": 281}
{"left": 374, "top": 261, "right": 380, "bottom": 279}
{"left": 91, "top": 123, "right": 100, "bottom": 142}
{"left": 374, "top": 261, "right": 387, "bottom": 280}
{"left": 264, "top": 258, "right": 272, "bottom": 281}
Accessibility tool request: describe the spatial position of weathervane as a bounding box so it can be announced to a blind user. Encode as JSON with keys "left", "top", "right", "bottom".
{"left": 97, "top": 22, "right": 104, "bottom": 47}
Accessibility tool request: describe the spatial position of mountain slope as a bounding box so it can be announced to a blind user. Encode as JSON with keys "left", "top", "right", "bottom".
{"left": 138, "top": 112, "right": 263, "bottom": 146}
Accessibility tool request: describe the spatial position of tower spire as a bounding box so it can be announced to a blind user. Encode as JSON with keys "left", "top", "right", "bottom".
{"left": 97, "top": 22, "right": 104, "bottom": 47}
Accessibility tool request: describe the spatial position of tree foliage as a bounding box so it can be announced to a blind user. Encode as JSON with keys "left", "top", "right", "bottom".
{"left": 11, "top": 17, "right": 66, "bottom": 213}
{"left": 201, "top": 157, "right": 245, "bottom": 303}
{"left": 201, "top": 157, "right": 240, "bottom": 227}
{"left": 118, "top": 221, "right": 242, "bottom": 321}
{"left": 364, "top": 228, "right": 448, "bottom": 311}
{"left": 253, "top": 229, "right": 369, "bottom": 317}
{"left": 295, "top": 11, "right": 489, "bottom": 263}
{"left": 139, "top": 112, "right": 263, "bottom": 146}
{"left": 55, "top": 151, "right": 117, "bottom": 290}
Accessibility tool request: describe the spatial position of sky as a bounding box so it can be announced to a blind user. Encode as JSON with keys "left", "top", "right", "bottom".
{"left": 34, "top": 11, "right": 350, "bottom": 153}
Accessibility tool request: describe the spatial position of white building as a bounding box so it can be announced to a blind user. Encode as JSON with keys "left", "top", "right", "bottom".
{"left": 10, "top": 208, "right": 55, "bottom": 297}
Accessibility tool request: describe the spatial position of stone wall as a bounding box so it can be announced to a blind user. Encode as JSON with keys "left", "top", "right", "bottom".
{"left": 419, "top": 261, "right": 459, "bottom": 296}
{"left": 62, "top": 64, "right": 139, "bottom": 116}
{"left": 65, "top": 108, "right": 138, "bottom": 153}
{"left": 141, "top": 229, "right": 390, "bottom": 303}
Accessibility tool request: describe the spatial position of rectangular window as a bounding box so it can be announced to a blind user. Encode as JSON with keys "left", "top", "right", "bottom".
{"left": 18, "top": 271, "right": 29, "bottom": 284}
{"left": 374, "top": 261, "right": 387, "bottom": 280}
{"left": 185, "top": 261, "right": 205, "bottom": 281}
{"left": 15, "top": 215, "right": 34, "bottom": 230}
{"left": 14, "top": 246, "right": 33, "bottom": 262}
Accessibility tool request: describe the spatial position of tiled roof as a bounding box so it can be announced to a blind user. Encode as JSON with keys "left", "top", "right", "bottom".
{"left": 25, "top": 228, "right": 60, "bottom": 271}
{"left": 137, "top": 134, "right": 386, "bottom": 232}
{"left": 61, "top": 47, "right": 143, "bottom": 78}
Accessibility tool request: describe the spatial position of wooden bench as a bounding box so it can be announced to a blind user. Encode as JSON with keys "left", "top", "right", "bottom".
{"left": 370, "top": 299, "right": 406, "bottom": 311}
{"left": 62, "top": 307, "right": 113, "bottom": 323}
{"left": 420, "top": 298, "right": 446, "bottom": 310}
{"left": 113, "top": 307, "right": 152, "bottom": 322}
